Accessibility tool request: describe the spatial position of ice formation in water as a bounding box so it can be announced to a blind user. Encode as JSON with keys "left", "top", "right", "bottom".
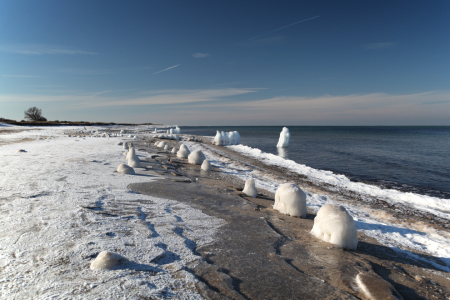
{"left": 201, "top": 159, "right": 211, "bottom": 171}
{"left": 164, "top": 144, "right": 170, "bottom": 150}
{"left": 158, "top": 141, "right": 167, "bottom": 148}
{"left": 177, "top": 144, "right": 191, "bottom": 159}
{"left": 273, "top": 183, "right": 307, "bottom": 218}
{"left": 242, "top": 178, "right": 258, "bottom": 198}
{"left": 310, "top": 204, "right": 358, "bottom": 250}
{"left": 188, "top": 150, "right": 206, "bottom": 165}
{"left": 169, "top": 126, "right": 181, "bottom": 134}
{"left": 90, "top": 251, "right": 126, "bottom": 270}
{"left": 117, "top": 164, "right": 135, "bottom": 175}
{"left": 276, "top": 127, "right": 290, "bottom": 148}
{"left": 213, "top": 131, "right": 240, "bottom": 146}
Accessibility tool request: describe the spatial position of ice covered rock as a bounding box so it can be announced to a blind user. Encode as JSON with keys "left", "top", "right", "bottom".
{"left": 171, "top": 147, "right": 178, "bottom": 154}
{"left": 164, "top": 144, "right": 170, "bottom": 150}
{"left": 273, "top": 183, "right": 307, "bottom": 218}
{"left": 277, "top": 127, "right": 290, "bottom": 148}
{"left": 310, "top": 204, "right": 358, "bottom": 250}
{"left": 188, "top": 150, "right": 206, "bottom": 165}
{"left": 213, "top": 131, "right": 240, "bottom": 146}
{"left": 158, "top": 141, "right": 167, "bottom": 148}
{"left": 177, "top": 144, "right": 190, "bottom": 159}
{"left": 90, "top": 251, "right": 127, "bottom": 270}
{"left": 242, "top": 179, "right": 258, "bottom": 198}
{"left": 201, "top": 159, "right": 211, "bottom": 171}
{"left": 117, "top": 164, "right": 135, "bottom": 175}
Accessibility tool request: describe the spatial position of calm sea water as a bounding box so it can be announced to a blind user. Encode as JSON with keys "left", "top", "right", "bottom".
{"left": 181, "top": 126, "right": 450, "bottom": 199}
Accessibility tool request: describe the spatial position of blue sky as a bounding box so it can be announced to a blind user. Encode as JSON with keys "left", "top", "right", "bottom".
{"left": 1, "top": 0, "right": 449, "bottom": 125}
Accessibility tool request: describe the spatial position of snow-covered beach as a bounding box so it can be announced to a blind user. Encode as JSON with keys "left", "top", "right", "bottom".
{"left": 1, "top": 123, "right": 450, "bottom": 299}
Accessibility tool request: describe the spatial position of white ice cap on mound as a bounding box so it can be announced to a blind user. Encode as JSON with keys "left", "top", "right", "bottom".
{"left": 177, "top": 144, "right": 190, "bottom": 159}
{"left": 171, "top": 147, "right": 177, "bottom": 154}
{"left": 158, "top": 141, "right": 167, "bottom": 148}
{"left": 117, "top": 164, "right": 135, "bottom": 174}
{"left": 164, "top": 144, "right": 170, "bottom": 150}
{"left": 310, "top": 204, "right": 358, "bottom": 250}
{"left": 201, "top": 159, "right": 211, "bottom": 171}
{"left": 188, "top": 150, "right": 206, "bottom": 165}
{"left": 90, "top": 251, "right": 127, "bottom": 270}
{"left": 242, "top": 178, "right": 258, "bottom": 198}
{"left": 273, "top": 183, "right": 307, "bottom": 218}
{"left": 277, "top": 127, "right": 290, "bottom": 148}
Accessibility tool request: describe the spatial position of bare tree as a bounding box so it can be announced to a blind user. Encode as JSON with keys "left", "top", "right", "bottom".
{"left": 24, "top": 107, "right": 47, "bottom": 121}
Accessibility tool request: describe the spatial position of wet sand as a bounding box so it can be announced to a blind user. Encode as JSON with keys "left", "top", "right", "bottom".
{"left": 125, "top": 137, "right": 450, "bottom": 300}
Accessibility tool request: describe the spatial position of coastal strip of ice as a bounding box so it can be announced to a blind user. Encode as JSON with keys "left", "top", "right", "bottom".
{"left": 228, "top": 144, "right": 450, "bottom": 220}
{"left": 0, "top": 126, "right": 223, "bottom": 299}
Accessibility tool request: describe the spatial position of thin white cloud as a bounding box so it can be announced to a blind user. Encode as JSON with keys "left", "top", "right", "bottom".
{"left": 192, "top": 53, "right": 210, "bottom": 58}
{"left": 365, "top": 42, "right": 396, "bottom": 50}
{"left": 153, "top": 64, "right": 181, "bottom": 75}
{"left": 248, "top": 15, "right": 320, "bottom": 40}
{"left": 0, "top": 44, "right": 97, "bottom": 55}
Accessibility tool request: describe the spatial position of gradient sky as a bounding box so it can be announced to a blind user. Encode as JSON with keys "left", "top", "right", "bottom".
{"left": 1, "top": 0, "right": 449, "bottom": 125}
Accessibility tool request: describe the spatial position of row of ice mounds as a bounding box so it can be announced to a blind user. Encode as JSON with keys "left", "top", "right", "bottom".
{"left": 213, "top": 131, "right": 240, "bottom": 146}
{"left": 154, "top": 134, "right": 180, "bottom": 141}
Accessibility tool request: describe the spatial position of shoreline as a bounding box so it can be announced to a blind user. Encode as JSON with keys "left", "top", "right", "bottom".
{"left": 1, "top": 125, "right": 449, "bottom": 299}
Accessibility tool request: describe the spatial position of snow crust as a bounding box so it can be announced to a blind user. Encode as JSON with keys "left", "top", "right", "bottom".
{"left": 276, "top": 127, "right": 290, "bottom": 148}
{"left": 213, "top": 131, "right": 240, "bottom": 146}
{"left": 201, "top": 159, "right": 211, "bottom": 171}
{"left": 0, "top": 126, "right": 224, "bottom": 299}
{"left": 242, "top": 179, "right": 258, "bottom": 198}
{"left": 310, "top": 204, "right": 358, "bottom": 250}
{"left": 188, "top": 150, "right": 206, "bottom": 165}
{"left": 273, "top": 183, "right": 307, "bottom": 217}
{"left": 177, "top": 144, "right": 190, "bottom": 159}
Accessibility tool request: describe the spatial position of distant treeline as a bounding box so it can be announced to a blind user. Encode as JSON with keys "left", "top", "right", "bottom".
{"left": 0, "top": 118, "right": 155, "bottom": 127}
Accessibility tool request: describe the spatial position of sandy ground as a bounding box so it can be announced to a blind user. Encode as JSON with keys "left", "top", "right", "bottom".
{"left": 128, "top": 137, "right": 450, "bottom": 300}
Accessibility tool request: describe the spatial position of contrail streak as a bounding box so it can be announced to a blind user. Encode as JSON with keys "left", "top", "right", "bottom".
{"left": 153, "top": 64, "right": 181, "bottom": 75}
{"left": 249, "top": 15, "right": 320, "bottom": 40}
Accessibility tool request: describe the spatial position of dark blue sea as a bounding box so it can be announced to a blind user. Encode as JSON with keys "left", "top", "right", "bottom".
{"left": 181, "top": 126, "right": 450, "bottom": 199}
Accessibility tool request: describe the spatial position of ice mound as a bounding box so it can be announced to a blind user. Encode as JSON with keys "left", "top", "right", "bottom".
{"left": 177, "top": 144, "right": 190, "bottom": 159}
{"left": 171, "top": 147, "right": 177, "bottom": 154}
{"left": 273, "top": 183, "right": 307, "bottom": 218}
{"left": 127, "top": 147, "right": 141, "bottom": 168}
{"left": 310, "top": 204, "right": 358, "bottom": 250}
{"left": 188, "top": 150, "right": 206, "bottom": 165}
{"left": 158, "top": 141, "right": 167, "bottom": 148}
{"left": 90, "top": 251, "right": 127, "bottom": 270}
{"left": 276, "top": 127, "right": 290, "bottom": 148}
{"left": 169, "top": 126, "right": 181, "bottom": 134}
{"left": 164, "top": 144, "right": 170, "bottom": 150}
{"left": 117, "top": 164, "right": 135, "bottom": 175}
{"left": 123, "top": 142, "right": 129, "bottom": 150}
{"left": 201, "top": 159, "right": 211, "bottom": 171}
{"left": 213, "top": 131, "right": 240, "bottom": 146}
{"left": 242, "top": 178, "right": 258, "bottom": 198}
{"left": 120, "top": 130, "right": 125, "bottom": 134}
{"left": 356, "top": 272, "right": 402, "bottom": 300}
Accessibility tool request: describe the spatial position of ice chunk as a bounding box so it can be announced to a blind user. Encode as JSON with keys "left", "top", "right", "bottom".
{"left": 117, "top": 164, "right": 135, "bottom": 175}
{"left": 188, "top": 150, "right": 206, "bottom": 165}
{"left": 171, "top": 147, "right": 177, "bottom": 154}
{"left": 201, "top": 159, "right": 211, "bottom": 171}
{"left": 123, "top": 142, "right": 129, "bottom": 150}
{"left": 164, "top": 144, "right": 170, "bottom": 150}
{"left": 310, "top": 204, "right": 358, "bottom": 250}
{"left": 276, "top": 127, "right": 290, "bottom": 148}
{"left": 90, "top": 251, "right": 127, "bottom": 270}
{"left": 213, "top": 131, "right": 240, "bottom": 146}
{"left": 177, "top": 144, "right": 190, "bottom": 159}
{"left": 273, "top": 183, "right": 306, "bottom": 218}
{"left": 127, "top": 147, "right": 141, "bottom": 168}
{"left": 120, "top": 130, "right": 125, "bottom": 134}
{"left": 158, "top": 141, "right": 167, "bottom": 148}
{"left": 242, "top": 179, "right": 258, "bottom": 198}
